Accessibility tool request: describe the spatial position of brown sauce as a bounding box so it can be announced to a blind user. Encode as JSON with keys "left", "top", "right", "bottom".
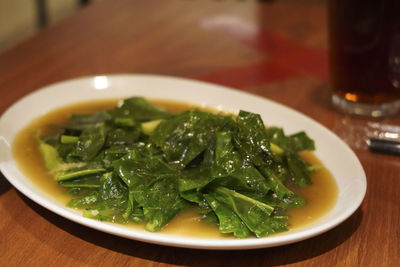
{"left": 12, "top": 99, "right": 338, "bottom": 238}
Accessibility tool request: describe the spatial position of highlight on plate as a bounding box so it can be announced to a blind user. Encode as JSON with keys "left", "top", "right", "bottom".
{"left": 21, "top": 97, "right": 327, "bottom": 238}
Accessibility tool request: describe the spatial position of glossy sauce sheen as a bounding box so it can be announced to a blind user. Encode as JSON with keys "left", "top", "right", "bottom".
{"left": 12, "top": 99, "right": 338, "bottom": 238}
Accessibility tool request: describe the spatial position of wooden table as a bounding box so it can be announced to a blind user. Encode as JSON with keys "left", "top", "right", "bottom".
{"left": 1, "top": 0, "right": 399, "bottom": 266}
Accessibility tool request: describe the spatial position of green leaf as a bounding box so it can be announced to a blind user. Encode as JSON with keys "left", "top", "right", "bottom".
{"left": 204, "top": 194, "right": 250, "bottom": 238}
{"left": 58, "top": 174, "right": 101, "bottom": 188}
{"left": 96, "top": 172, "right": 130, "bottom": 218}
{"left": 150, "top": 110, "right": 234, "bottom": 168}
{"left": 113, "top": 117, "right": 136, "bottom": 127}
{"left": 112, "top": 97, "right": 172, "bottom": 122}
{"left": 259, "top": 167, "right": 293, "bottom": 198}
{"left": 261, "top": 191, "right": 306, "bottom": 210}
{"left": 36, "top": 131, "right": 63, "bottom": 170}
{"left": 69, "top": 123, "right": 106, "bottom": 161}
{"left": 54, "top": 167, "right": 106, "bottom": 181}
{"left": 116, "top": 151, "right": 188, "bottom": 231}
{"left": 105, "top": 127, "right": 141, "bottom": 146}
{"left": 210, "top": 187, "right": 287, "bottom": 237}
{"left": 265, "top": 127, "right": 315, "bottom": 152}
{"left": 67, "top": 191, "right": 98, "bottom": 209}
{"left": 288, "top": 132, "right": 315, "bottom": 151}
{"left": 70, "top": 110, "right": 112, "bottom": 125}
{"left": 286, "top": 152, "right": 312, "bottom": 187}
{"left": 264, "top": 127, "right": 314, "bottom": 187}
{"left": 233, "top": 110, "right": 274, "bottom": 167}
{"left": 210, "top": 132, "right": 271, "bottom": 194}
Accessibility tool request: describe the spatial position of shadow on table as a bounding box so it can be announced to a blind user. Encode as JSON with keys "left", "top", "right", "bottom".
{"left": 0, "top": 174, "right": 12, "bottom": 195}
{"left": 20, "top": 192, "right": 363, "bottom": 266}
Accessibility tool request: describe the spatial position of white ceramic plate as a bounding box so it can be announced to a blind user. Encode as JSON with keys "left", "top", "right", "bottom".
{"left": 0, "top": 74, "right": 366, "bottom": 250}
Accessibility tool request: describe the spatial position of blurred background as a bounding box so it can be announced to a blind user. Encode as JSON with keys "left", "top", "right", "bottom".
{"left": 0, "top": 0, "right": 99, "bottom": 53}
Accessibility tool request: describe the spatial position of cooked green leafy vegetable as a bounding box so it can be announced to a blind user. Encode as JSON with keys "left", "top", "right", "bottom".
{"left": 36, "top": 96, "right": 318, "bottom": 238}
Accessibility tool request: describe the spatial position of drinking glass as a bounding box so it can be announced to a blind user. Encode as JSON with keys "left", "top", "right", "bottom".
{"left": 328, "top": 0, "right": 400, "bottom": 117}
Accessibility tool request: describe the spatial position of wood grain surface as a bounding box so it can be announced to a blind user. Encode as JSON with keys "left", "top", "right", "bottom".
{"left": 1, "top": 0, "right": 399, "bottom": 266}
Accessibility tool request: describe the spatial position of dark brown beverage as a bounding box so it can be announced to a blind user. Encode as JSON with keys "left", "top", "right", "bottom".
{"left": 328, "top": 0, "right": 400, "bottom": 116}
